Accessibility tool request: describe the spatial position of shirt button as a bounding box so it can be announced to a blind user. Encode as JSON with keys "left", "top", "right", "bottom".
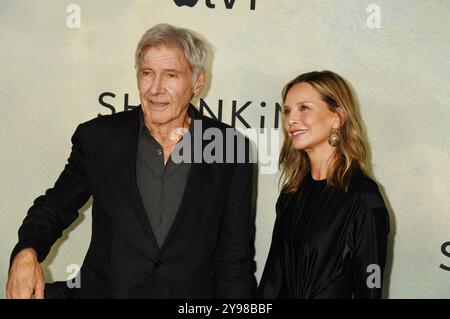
{"left": 157, "top": 149, "right": 163, "bottom": 156}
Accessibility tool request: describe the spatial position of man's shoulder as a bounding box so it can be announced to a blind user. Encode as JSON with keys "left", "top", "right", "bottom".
{"left": 194, "top": 110, "right": 253, "bottom": 164}
{"left": 78, "top": 107, "right": 139, "bottom": 133}
{"left": 196, "top": 111, "right": 231, "bottom": 130}
{"left": 198, "top": 113, "right": 248, "bottom": 141}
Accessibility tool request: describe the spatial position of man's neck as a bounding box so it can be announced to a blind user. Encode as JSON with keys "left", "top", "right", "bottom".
{"left": 144, "top": 109, "right": 192, "bottom": 165}
{"left": 145, "top": 112, "right": 191, "bottom": 144}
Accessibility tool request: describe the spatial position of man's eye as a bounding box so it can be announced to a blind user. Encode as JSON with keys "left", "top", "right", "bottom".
{"left": 142, "top": 71, "right": 151, "bottom": 76}
{"left": 166, "top": 73, "right": 176, "bottom": 78}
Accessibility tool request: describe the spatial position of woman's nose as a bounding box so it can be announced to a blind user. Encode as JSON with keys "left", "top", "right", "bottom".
{"left": 287, "top": 112, "right": 300, "bottom": 126}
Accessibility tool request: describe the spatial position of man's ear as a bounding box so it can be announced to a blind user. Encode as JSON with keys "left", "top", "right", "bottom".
{"left": 193, "top": 70, "right": 206, "bottom": 97}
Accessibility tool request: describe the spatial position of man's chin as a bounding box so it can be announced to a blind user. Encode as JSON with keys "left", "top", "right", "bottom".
{"left": 147, "top": 116, "right": 168, "bottom": 125}
{"left": 143, "top": 103, "right": 170, "bottom": 112}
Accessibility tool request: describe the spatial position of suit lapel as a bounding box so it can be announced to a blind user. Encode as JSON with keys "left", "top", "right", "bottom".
{"left": 118, "top": 105, "right": 211, "bottom": 251}
{"left": 160, "top": 106, "right": 211, "bottom": 250}
{"left": 160, "top": 161, "right": 210, "bottom": 251}
{"left": 119, "top": 106, "right": 159, "bottom": 249}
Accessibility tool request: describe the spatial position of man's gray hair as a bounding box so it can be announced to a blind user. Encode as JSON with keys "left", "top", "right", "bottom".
{"left": 135, "top": 23, "right": 207, "bottom": 82}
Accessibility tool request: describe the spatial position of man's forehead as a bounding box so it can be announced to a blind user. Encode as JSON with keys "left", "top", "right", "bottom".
{"left": 140, "top": 44, "right": 188, "bottom": 68}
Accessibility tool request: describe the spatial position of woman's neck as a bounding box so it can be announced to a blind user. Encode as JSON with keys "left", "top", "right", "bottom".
{"left": 306, "top": 146, "right": 336, "bottom": 180}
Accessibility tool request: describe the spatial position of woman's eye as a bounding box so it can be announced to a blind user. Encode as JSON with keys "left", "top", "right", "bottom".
{"left": 283, "top": 109, "right": 291, "bottom": 115}
{"left": 300, "top": 105, "right": 309, "bottom": 111}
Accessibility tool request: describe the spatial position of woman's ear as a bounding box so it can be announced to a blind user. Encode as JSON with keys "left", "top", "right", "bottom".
{"left": 334, "top": 107, "right": 346, "bottom": 129}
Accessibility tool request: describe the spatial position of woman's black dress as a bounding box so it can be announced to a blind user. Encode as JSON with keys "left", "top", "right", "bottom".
{"left": 258, "top": 170, "right": 390, "bottom": 298}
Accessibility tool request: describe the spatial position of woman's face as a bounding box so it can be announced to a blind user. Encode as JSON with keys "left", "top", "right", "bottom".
{"left": 283, "top": 82, "right": 340, "bottom": 154}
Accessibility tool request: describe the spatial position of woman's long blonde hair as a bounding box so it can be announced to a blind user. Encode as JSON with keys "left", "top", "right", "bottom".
{"left": 279, "top": 70, "right": 367, "bottom": 193}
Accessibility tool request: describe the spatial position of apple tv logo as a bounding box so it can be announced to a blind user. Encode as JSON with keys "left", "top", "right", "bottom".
{"left": 174, "top": 0, "right": 199, "bottom": 7}
{"left": 173, "top": 0, "right": 256, "bottom": 10}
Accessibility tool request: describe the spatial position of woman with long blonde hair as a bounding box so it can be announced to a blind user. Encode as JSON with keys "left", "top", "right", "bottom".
{"left": 258, "top": 71, "right": 389, "bottom": 298}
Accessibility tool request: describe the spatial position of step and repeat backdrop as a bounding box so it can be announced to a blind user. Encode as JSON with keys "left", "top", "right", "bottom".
{"left": 1, "top": 0, "right": 449, "bottom": 298}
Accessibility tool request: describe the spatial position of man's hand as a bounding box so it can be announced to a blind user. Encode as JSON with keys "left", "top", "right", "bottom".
{"left": 6, "top": 248, "right": 45, "bottom": 299}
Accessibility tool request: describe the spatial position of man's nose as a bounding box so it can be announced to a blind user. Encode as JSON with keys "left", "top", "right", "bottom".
{"left": 149, "top": 76, "right": 165, "bottom": 95}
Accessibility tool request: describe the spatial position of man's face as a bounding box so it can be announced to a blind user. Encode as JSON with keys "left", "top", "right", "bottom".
{"left": 137, "top": 44, "right": 205, "bottom": 128}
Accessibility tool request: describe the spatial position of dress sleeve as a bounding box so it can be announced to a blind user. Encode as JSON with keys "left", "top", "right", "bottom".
{"left": 351, "top": 189, "right": 390, "bottom": 299}
{"left": 212, "top": 141, "right": 256, "bottom": 298}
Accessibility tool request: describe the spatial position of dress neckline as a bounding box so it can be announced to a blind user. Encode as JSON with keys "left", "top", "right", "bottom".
{"left": 307, "top": 172, "right": 327, "bottom": 184}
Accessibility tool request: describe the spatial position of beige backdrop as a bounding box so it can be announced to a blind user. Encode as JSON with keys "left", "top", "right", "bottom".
{"left": 1, "top": 0, "right": 449, "bottom": 298}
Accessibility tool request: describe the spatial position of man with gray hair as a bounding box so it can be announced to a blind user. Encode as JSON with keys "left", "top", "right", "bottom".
{"left": 7, "top": 24, "right": 256, "bottom": 298}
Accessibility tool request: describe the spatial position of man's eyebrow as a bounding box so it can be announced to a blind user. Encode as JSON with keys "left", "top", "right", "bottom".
{"left": 163, "top": 68, "right": 181, "bottom": 73}
{"left": 140, "top": 67, "right": 181, "bottom": 73}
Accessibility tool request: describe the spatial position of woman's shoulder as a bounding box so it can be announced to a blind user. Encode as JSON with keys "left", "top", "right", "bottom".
{"left": 349, "top": 170, "right": 386, "bottom": 209}
{"left": 348, "top": 170, "right": 390, "bottom": 235}
{"left": 275, "top": 190, "right": 297, "bottom": 216}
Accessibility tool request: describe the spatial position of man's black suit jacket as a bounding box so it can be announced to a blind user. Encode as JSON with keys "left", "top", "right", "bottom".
{"left": 11, "top": 105, "right": 256, "bottom": 298}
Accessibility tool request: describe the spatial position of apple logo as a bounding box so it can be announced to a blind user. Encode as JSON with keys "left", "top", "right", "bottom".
{"left": 174, "top": 0, "right": 199, "bottom": 7}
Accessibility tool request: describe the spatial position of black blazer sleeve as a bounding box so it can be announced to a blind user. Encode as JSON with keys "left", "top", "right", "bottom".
{"left": 212, "top": 159, "right": 256, "bottom": 298}
{"left": 256, "top": 216, "right": 282, "bottom": 299}
{"left": 10, "top": 125, "right": 91, "bottom": 265}
{"left": 256, "top": 193, "right": 288, "bottom": 298}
